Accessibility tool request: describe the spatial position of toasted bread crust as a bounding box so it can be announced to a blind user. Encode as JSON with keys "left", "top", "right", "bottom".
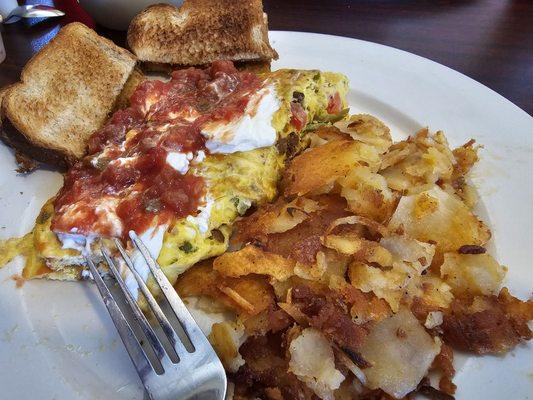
{"left": 113, "top": 67, "right": 146, "bottom": 111}
{"left": 1, "top": 84, "right": 74, "bottom": 170}
{"left": 138, "top": 59, "right": 272, "bottom": 75}
{"left": 2, "top": 23, "right": 137, "bottom": 164}
{"left": 1, "top": 118, "right": 70, "bottom": 170}
{"left": 128, "top": 1, "right": 278, "bottom": 65}
{"left": 0, "top": 84, "right": 14, "bottom": 121}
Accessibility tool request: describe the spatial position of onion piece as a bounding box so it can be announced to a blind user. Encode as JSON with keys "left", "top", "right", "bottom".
{"left": 332, "top": 345, "right": 367, "bottom": 385}
{"left": 380, "top": 234, "right": 435, "bottom": 273}
{"left": 326, "top": 215, "right": 389, "bottom": 237}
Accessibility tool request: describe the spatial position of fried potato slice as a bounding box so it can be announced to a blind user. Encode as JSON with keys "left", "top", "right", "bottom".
{"left": 388, "top": 186, "right": 491, "bottom": 253}
{"left": 359, "top": 308, "right": 441, "bottom": 398}
{"left": 410, "top": 275, "right": 454, "bottom": 309}
{"left": 442, "top": 289, "right": 533, "bottom": 354}
{"left": 452, "top": 139, "right": 479, "bottom": 179}
{"left": 293, "top": 258, "right": 326, "bottom": 281}
{"left": 380, "top": 234, "right": 436, "bottom": 273}
{"left": 289, "top": 284, "right": 369, "bottom": 352}
{"left": 208, "top": 321, "right": 246, "bottom": 372}
{"left": 175, "top": 260, "right": 275, "bottom": 316}
{"left": 380, "top": 141, "right": 414, "bottom": 171}
{"left": 337, "top": 166, "right": 396, "bottom": 222}
{"left": 329, "top": 279, "right": 392, "bottom": 325}
{"left": 323, "top": 233, "right": 393, "bottom": 266}
{"left": 335, "top": 114, "right": 392, "bottom": 154}
{"left": 316, "top": 248, "right": 351, "bottom": 285}
{"left": 267, "top": 198, "right": 323, "bottom": 234}
{"left": 175, "top": 260, "right": 219, "bottom": 298}
{"left": 214, "top": 245, "right": 295, "bottom": 281}
{"left": 440, "top": 252, "right": 506, "bottom": 296}
{"left": 307, "top": 125, "right": 352, "bottom": 148}
{"left": 283, "top": 140, "right": 381, "bottom": 196}
{"left": 219, "top": 277, "right": 275, "bottom": 315}
{"left": 323, "top": 234, "right": 365, "bottom": 255}
{"left": 239, "top": 195, "right": 350, "bottom": 266}
{"left": 348, "top": 261, "right": 408, "bottom": 312}
{"left": 236, "top": 333, "right": 317, "bottom": 399}
{"left": 288, "top": 328, "right": 345, "bottom": 399}
{"left": 380, "top": 129, "right": 456, "bottom": 192}
{"left": 443, "top": 178, "right": 479, "bottom": 209}
{"left": 325, "top": 215, "right": 389, "bottom": 238}
{"left": 234, "top": 197, "right": 322, "bottom": 242}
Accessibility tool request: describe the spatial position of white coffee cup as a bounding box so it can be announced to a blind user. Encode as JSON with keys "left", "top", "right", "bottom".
{"left": 78, "top": 0, "right": 184, "bottom": 31}
{"left": 0, "top": 0, "right": 15, "bottom": 64}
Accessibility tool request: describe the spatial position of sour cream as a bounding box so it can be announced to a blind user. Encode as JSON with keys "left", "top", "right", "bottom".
{"left": 166, "top": 152, "right": 192, "bottom": 174}
{"left": 202, "top": 86, "right": 280, "bottom": 154}
{"left": 56, "top": 232, "right": 96, "bottom": 255}
{"left": 186, "top": 195, "right": 214, "bottom": 234}
{"left": 123, "top": 224, "right": 168, "bottom": 298}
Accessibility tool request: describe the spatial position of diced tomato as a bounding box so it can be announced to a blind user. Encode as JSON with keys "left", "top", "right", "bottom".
{"left": 290, "top": 102, "right": 308, "bottom": 131}
{"left": 209, "top": 60, "right": 238, "bottom": 75}
{"left": 326, "top": 92, "right": 342, "bottom": 114}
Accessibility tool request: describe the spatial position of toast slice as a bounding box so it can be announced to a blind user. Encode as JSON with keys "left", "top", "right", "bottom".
{"left": 1, "top": 23, "right": 137, "bottom": 167}
{"left": 127, "top": 0, "right": 278, "bottom": 66}
{"left": 0, "top": 84, "right": 38, "bottom": 172}
{"left": 0, "top": 84, "right": 12, "bottom": 121}
{"left": 113, "top": 66, "right": 146, "bottom": 111}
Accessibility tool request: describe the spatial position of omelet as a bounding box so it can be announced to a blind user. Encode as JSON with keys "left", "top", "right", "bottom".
{"left": 6, "top": 67, "right": 349, "bottom": 290}
{"left": 158, "top": 146, "right": 284, "bottom": 284}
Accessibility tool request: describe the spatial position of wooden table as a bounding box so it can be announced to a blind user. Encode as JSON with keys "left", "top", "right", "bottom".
{"left": 1, "top": 0, "right": 532, "bottom": 115}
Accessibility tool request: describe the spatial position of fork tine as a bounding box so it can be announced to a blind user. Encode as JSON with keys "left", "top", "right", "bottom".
{"left": 101, "top": 247, "right": 167, "bottom": 364}
{"left": 130, "top": 231, "right": 212, "bottom": 350}
{"left": 114, "top": 238, "right": 188, "bottom": 358}
{"left": 85, "top": 255, "right": 154, "bottom": 380}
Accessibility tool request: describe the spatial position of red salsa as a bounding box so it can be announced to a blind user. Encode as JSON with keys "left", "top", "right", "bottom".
{"left": 52, "top": 61, "right": 263, "bottom": 239}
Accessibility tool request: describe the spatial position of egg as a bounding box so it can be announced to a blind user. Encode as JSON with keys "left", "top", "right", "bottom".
{"left": 9, "top": 68, "right": 350, "bottom": 287}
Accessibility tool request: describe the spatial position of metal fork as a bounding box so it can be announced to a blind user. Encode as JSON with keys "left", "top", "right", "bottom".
{"left": 85, "top": 231, "right": 227, "bottom": 400}
{"left": 0, "top": 5, "right": 65, "bottom": 24}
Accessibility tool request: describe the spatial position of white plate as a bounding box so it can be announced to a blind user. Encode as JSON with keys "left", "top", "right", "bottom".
{"left": 0, "top": 31, "right": 531, "bottom": 399}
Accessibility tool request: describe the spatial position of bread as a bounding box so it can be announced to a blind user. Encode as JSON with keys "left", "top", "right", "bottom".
{"left": 0, "top": 84, "right": 13, "bottom": 121}
{"left": 138, "top": 59, "right": 272, "bottom": 75}
{"left": 113, "top": 67, "right": 146, "bottom": 111}
{"left": 0, "top": 85, "right": 38, "bottom": 172}
{"left": 127, "top": 0, "right": 278, "bottom": 66}
{"left": 1, "top": 22, "right": 137, "bottom": 167}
